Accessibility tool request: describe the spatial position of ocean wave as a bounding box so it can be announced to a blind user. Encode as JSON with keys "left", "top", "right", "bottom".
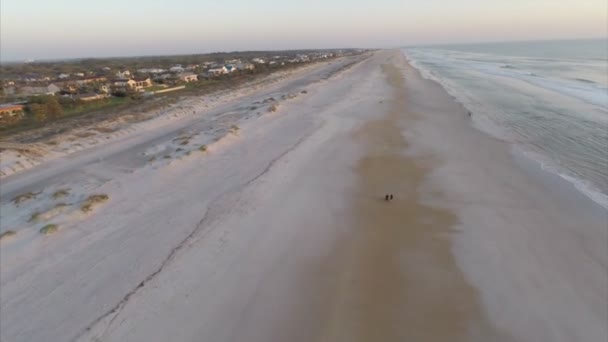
{"left": 403, "top": 48, "right": 608, "bottom": 210}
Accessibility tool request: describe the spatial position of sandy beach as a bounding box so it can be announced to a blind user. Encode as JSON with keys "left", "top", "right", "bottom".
{"left": 1, "top": 50, "right": 606, "bottom": 342}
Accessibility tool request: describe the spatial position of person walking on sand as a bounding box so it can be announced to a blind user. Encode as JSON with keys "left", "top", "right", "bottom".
{"left": 390, "top": 194, "right": 394, "bottom": 200}
{"left": 385, "top": 194, "right": 390, "bottom": 201}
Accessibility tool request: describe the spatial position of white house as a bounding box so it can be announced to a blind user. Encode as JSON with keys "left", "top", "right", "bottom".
{"left": 237, "top": 63, "right": 255, "bottom": 71}
{"left": 252, "top": 58, "right": 265, "bottom": 64}
{"left": 170, "top": 65, "right": 185, "bottom": 73}
{"left": 178, "top": 72, "right": 198, "bottom": 82}
{"left": 207, "top": 66, "right": 228, "bottom": 76}
{"left": 58, "top": 73, "right": 70, "bottom": 79}
{"left": 137, "top": 68, "right": 166, "bottom": 74}
{"left": 115, "top": 70, "right": 131, "bottom": 78}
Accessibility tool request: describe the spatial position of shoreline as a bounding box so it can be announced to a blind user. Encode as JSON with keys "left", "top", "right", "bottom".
{"left": 401, "top": 53, "right": 607, "bottom": 341}
{"left": 317, "top": 52, "right": 503, "bottom": 341}
{"left": 404, "top": 49, "right": 608, "bottom": 211}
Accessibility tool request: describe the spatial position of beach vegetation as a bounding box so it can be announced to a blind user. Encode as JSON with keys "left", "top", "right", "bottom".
{"left": 0, "top": 230, "right": 17, "bottom": 241}
{"left": 12, "top": 191, "right": 39, "bottom": 204}
{"left": 52, "top": 189, "right": 70, "bottom": 199}
{"left": 81, "top": 194, "right": 109, "bottom": 213}
{"left": 229, "top": 125, "right": 240, "bottom": 134}
{"left": 39, "top": 224, "right": 59, "bottom": 235}
{"left": 199, "top": 144, "right": 208, "bottom": 152}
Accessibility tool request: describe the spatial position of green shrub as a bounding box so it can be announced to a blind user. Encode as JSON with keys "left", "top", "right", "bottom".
{"left": 0, "top": 230, "right": 16, "bottom": 241}
{"left": 199, "top": 144, "right": 208, "bottom": 152}
{"left": 29, "top": 211, "right": 41, "bottom": 222}
{"left": 40, "top": 224, "right": 59, "bottom": 235}
{"left": 81, "top": 194, "right": 109, "bottom": 213}
{"left": 12, "top": 192, "right": 39, "bottom": 204}
{"left": 52, "top": 189, "right": 70, "bottom": 199}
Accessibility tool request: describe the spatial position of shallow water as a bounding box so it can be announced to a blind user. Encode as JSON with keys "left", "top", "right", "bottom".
{"left": 404, "top": 39, "right": 608, "bottom": 208}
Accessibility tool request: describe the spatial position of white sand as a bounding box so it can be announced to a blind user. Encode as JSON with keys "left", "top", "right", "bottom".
{"left": 0, "top": 53, "right": 380, "bottom": 342}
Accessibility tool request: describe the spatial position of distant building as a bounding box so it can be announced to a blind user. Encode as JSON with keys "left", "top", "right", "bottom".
{"left": 225, "top": 64, "right": 237, "bottom": 73}
{"left": 75, "top": 76, "right": 107, "bottom": 86}
{"left": 115, "top": 70, "right": 131, "bottom": 78}
{"left": 19, "top": 84, "right": 61, "bottom": 96}
{"left": 207, "top": 66, "right": 228, "bottom": 77}
{"left": 132, "top": 77, "right": 152, "bottom": 90}
{"left": 237, "top": 63, "right": 255, "bottom": 71}
{"left": 252, "top": 58, "right": 265, "bottom": 64}
{"left": 0, "top": 104, "right": 25, "bottom": 125}
{"left": 170, "top": 65, "right": 185, "bottom": 73}
{"left": 58, "top": 73, "right": 70, "bottom": 79}
{"left": 113, "top": 77, "right": 152, "bottom": 91}
{"left": 73, "top": 72, "right": 85, "bottom": 77}
{"left": 137, "top": 68, "right": 166, "bottom": 74}
{"left": 178, "top": 73, "right": 198, "bottom": 83}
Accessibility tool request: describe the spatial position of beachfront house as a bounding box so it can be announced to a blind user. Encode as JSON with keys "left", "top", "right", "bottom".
{"left": 18, "top": 84, "right": 61, "bottom": 96}
{"left": 225, "top": 65, "right": 237, "bottom": 73}
{"left": 113, "top": 77, "right": 152, "bottom": 91}
{"left": 170, "top": 65, "right": 185, "bottom": 73}
{"left": 132, "top": 77, "right": 153, "bottom": 90}
{"left": 178, "top": 73, "right": 198, "bottom": 83}
{"left": 237, "top": 63, "right": 255, "bottom": 71}
{"left": 75, "top": 76, "right": 107, "bottom": 86}
{"left": 207, "top": 66, "right": 228, "bottom": 77}
{"left": 115, "top": 70, "right": 131, "bottom": 78}
{"left": 0, "top": 104, "right": 25, "bottom": 126}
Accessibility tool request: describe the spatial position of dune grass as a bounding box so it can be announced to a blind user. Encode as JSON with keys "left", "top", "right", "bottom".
{"left": 39, "top": 224, "right": 59, "bottom": 235}
{"left": 0, "top": 230, "right": 17, "bottom": 241}
{"left": 81, "top": 194, "right": 109, "bottom": 213}
{"left": 199, "top": 144, "right": 208, "bottom": 152}
{"left": 12, "top": 191, "right": 40, "bottom": 204}
{"left": 52, "top": 189, "right": 70, "bottom": 199}
{"left": 229, "top": 125, "right": 240, "bottom": 135}
{"left": 268, "top": 104, "right": 278, "bottom": 112}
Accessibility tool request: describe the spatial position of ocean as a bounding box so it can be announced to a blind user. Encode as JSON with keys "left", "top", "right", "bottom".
{"left": 404, "top": 39, "right": 608, "bottom": 209}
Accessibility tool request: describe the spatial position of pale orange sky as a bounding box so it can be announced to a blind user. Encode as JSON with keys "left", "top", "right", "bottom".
{"left": 1, "top": 0, "right": 606, "bottom": 60}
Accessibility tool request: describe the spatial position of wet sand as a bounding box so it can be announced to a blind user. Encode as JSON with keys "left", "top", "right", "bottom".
{"left": 318, "top": 52, "right": 504, "bottom": 341}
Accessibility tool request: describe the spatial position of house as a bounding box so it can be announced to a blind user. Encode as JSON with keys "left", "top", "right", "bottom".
{"left": 252, "top": 58, "right": 265, "bottom": 64}
{"left": 113, "top": 77, "right": 152, "bottom": 91}
{"left": 132, "top": 77, "right": 152, "bottom": 90}
{"left": 153, "top": 74, "right": 172, "bottom": 82}
{"left": 137, "top": 68, "right": 166, "bottom": 74}
{"left": 115, "top": 70, "right": 131, "bottom": 78}
{"left": 76, "top": 76, "right": 107, "bottom": 86}
{"left": 170, "top": 65, "right": 185, "bottom": 73}
{"left": 207, "top": 66, "right": 228, "bottom": 77}
{"left": 113, "top": 78, "right": 136, "bottom": 88}
{"left": 237, "top": 63, "right": 255, "bottom": 71}
{"left": 73, "top": 72, "right": 85, "bottom": 77}
{"left": 19, "top": 84, "right": 61, "bottom": 96}
{"left": 225, "top": 65, "right": 237, "bottom": 73}
{"left": 178, "top": 73, "right": 198, "bottom": 83}
{"left": 58, "top": 73, "right": 70, "bottom": 79}
{"left": 0, "top": 104, "right": 25, "bottom": 125}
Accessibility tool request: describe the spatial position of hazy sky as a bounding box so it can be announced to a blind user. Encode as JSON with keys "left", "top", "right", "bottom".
{"left": 1, "top": 0, "right": 606, "bottom": 61}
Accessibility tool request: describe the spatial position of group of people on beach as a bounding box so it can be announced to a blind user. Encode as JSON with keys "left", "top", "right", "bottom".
{"left": 384, "top": 194, "right": 394, "bottom": 201}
